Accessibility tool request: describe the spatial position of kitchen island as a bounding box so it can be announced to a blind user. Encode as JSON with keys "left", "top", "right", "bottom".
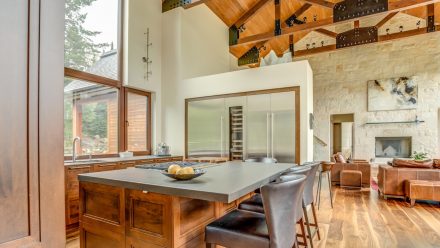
{"left": 78, "top": 161, "right": 293, "bottom": 248}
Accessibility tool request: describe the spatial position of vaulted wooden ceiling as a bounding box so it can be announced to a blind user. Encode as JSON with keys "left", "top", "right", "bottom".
{"left": 198, "top": 0, "right": 440, "bottom": 61}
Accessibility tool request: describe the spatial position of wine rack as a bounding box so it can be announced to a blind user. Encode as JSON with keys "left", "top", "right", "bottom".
{"left": 229, "top": 106, "right": 243, "bottom": 161}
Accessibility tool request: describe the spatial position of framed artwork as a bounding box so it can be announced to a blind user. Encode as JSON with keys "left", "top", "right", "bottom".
{"left": 367, "top": 76, "right": 417, "bottom": 111}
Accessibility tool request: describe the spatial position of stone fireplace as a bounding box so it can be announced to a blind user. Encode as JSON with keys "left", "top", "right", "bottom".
{"left": 375, "top": 137, "right": 412, "bottom": 158}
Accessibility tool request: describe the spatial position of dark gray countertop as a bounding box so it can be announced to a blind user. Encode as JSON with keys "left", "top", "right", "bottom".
{"left": 64, "top": 155, "right": 182, "bottom": 166}
{"left": 78, "top": 161, "right": 294, "bottom": 203}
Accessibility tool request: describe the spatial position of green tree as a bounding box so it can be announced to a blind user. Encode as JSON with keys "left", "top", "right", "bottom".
{"left": 65, "top": 0, "right": 109, "bottom": 71}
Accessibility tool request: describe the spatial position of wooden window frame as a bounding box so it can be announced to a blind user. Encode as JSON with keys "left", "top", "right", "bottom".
{"left": 63, "top": 0, "right": 152, "bottom": 160}
{"left": 124, "top": 88, "right": 152, "bottom": 155}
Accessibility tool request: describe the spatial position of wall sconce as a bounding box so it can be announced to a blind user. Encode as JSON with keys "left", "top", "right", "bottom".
{"left": 399, "top": 25, "right": 403, "bottom": 32}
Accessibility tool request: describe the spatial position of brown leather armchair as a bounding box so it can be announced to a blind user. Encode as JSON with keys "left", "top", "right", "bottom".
{"left": 330, "top": 153, "right": 371, "bottom": 187}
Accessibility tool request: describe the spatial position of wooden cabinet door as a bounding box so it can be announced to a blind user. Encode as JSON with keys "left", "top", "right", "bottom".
{"left": 65, "top": 166, "right": 93, "bottom": 225}
{"left": 118, "top": 161, "right": 136, "bottom": 169}
{"left": 0, "top": 0, "right": 64, "bottom": 246}
{"left": 94, "top": 163, "right": 119, "bottom": 172}
{"left": 0, "top": 1, "right": 30, "bottom": 243}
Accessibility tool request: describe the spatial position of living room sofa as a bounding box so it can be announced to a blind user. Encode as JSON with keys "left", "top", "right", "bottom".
{"left": 378, "top": 163, "right": 440, "bottom": 199}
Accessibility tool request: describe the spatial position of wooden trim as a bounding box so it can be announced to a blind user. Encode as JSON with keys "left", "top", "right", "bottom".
{"left": 377, "top": 27, "right": 430, "bottom": 42}
{"left": 294, "top": 44, "right": 337, "bottom": 57}
{"left": 300, "top": 0, "right": 335, "bottom": 9}
{"left": 232, "top": 0, "right": 272, "bottom": 28}
{"left": 231, "top": 0, "right": 440, "bottom": 47}
{"left": 124, "top": 87, "right": 152, "bottom": 155}
{"left": 64, "top": 67, "right": 120, "bottom": 88}
{"left": 315, "top": 28, "right": 338, "bottom": 38}
{"left": 375, "top": 12, "right": 399, "bottom": 28}
{"left": 185, "top": 87, "right": 301, "bottom": 163}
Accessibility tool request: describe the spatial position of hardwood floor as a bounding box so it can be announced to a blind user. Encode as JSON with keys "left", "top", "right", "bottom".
{"left": 66, "top": 171, "right": 440, "bottom": 248}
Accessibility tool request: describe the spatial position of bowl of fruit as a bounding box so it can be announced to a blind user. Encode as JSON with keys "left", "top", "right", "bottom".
{"left": 162, "top": 164, "right": 206, "bottom": 181}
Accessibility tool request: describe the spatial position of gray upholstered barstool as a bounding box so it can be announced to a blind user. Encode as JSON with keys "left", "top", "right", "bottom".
{"left": 293, "top": 162, "right": 322, "bottom": 247}
{"left": 205, "top": 174, "right": 306, "bottom": 248}
{"left": 238, "top": 166, "right": 312, "bottom": 247}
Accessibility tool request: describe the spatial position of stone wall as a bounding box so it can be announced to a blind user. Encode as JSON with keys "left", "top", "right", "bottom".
{"left": 296, "top": 32, "right": 440, "bottom": 161}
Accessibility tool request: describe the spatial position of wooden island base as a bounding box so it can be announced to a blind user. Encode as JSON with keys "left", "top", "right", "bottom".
{"left": 79, "top": 181, "right": 251, "bottom": 248}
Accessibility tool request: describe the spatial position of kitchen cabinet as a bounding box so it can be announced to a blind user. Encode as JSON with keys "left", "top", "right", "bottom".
{"left": 65, "top": 156, "right": 183, "bottom": 236}
{"left": 65, "top": 165, "right": 93, "bottom": 231}
{"left": 93, "top": 163, "right": 118, "bottom": 172}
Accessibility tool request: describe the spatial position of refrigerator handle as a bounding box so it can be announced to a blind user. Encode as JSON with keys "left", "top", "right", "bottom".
{"left": 243, "top": 114, "right": 246, "bottom": 160}
{"left": 220, "top": 115, "right": 224, "bottom": 158}
{"left": 271, "top": 113, "right": 274, "bottom": 159}
{"left": 266, "top": 112, "right": 270, "bottom": 158}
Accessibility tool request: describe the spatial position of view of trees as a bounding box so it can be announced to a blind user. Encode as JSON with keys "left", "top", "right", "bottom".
{"left": 64, "top": 0, "right": 109, "bottom": 72}
{"left": 64, "top": 0, "right": 114, "bottom": 156}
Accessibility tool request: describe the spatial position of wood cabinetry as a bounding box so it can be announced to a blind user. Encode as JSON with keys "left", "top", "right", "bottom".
{"left": 79, "top": 181, "right": 252, "bottom": 248}
{"left": 65, "top": 156, "right": 183, "bottom": 236}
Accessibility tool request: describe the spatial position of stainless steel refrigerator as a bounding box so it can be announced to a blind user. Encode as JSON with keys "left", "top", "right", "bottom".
{"left": 187, "top": 91, "right": 296, "bottom": 163}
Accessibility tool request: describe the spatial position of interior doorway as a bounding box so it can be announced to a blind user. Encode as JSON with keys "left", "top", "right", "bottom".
{"left": 331, "top": 114, "right": 354, "bottom": 159}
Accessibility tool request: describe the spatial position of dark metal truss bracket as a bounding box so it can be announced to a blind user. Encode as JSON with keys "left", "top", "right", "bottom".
{"left": 285, "top": 15, "right": 305, "bottom": 27}
{"left": 336, "top": 26, "right": 378, "bottom": 48}
{"left": 229, "top": 26, "right": 239, "bottom": 46}
{"left": 427, "top": 15, "right": 435, "bottom": 32}
{"left": 163, "top": 0, "right": 192, "bottom": 12}
{"left": 334, "top": 0, "right": 388, "bottom": 22}
{"left": 238, "top": 46, "right": 260, "bottom": 66}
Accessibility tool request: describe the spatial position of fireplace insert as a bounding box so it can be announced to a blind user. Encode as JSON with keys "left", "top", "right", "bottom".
{"left": 375, "top": 137, "right": 412, "bottom": 158}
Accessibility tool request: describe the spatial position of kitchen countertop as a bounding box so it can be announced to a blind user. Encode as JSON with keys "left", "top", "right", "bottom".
{"left": 78, "top": 161, "right": 294, "bottom": 203}
{"left": 64, "top": 155, "right": 182, "bottom": 166}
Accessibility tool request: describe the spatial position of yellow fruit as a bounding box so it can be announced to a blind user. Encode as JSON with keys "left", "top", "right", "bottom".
{"left": 168, "top": 164, "right": 181, "bottom": 174}
{"left": 176, "top": 167, "right": 195, "bottom": 175}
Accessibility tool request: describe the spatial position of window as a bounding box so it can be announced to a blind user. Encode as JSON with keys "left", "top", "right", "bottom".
{"left": 65, "top": 0, "right": 120, "bottom": 79}
{"left": 64, "top": 0, "right": 152, "bottom": 159}
{"left": 126, "top": 89, "right": 152, "bottom": 154}
{"left": 64, "top": 78, "right": 119, "bottom": 156}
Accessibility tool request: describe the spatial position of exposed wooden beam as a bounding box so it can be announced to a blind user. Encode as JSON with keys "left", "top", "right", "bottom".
{"left": 315, "top": 28, "right": 338, "bottom": 38}
{"left": 259, "top": 3, "right": 313, "bottom": 57}
{"left": 232, "top": 0, "right": 272, "bottom": 28}
{"left": 282, "top": 3, "right": 312, "bottom": 28}
{"left": 294, "top": 44, "right": 337, "bottom": 57}
{"left": 231, "top": 0, "right": 440, "bottom": 48}
{"left": 375, "top": 12, "right": 399, "bottom": 28}
{"left": 293, "top": 25, "right": 439, "bottom": 58}
{"left": 300, "top": 0, "right": 335, "bottom": 9}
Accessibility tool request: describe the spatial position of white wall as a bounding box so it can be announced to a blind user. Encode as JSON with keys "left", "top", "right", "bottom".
{"left": 162, "top": 61, "right": 314, "bottom": 163}
{"left": 161, "top": 4, "right": 232, "bottom": 155}
{"left": 124, "top": 0, "right": 163, "bottom": 148}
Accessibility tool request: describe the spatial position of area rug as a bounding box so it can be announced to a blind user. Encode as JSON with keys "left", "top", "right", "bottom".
{"left": 370, "top": 178, "right": 379, "bottom": 191}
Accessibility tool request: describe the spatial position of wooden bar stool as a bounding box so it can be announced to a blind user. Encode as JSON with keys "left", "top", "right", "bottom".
{"left": 316, "top": 162, "right": 334, "bottom": 209}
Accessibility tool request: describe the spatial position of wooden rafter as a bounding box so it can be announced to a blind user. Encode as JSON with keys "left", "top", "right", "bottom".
{"left": 232, "top": 0, "right": 272, "bottom": 28}
{"left": 300, "top": 0, "right": 335, "bottom": 9}
{"left": 231, "top": 0, "right": 440, "bottom": 48}
{"left": 282, "top": 3, "right": 312, "bottom": 28}
{"left": 375, "top": 12, "right": 399, "bottom": 28}
{"left": 294, "top": 25, "right": 439, "bottom": 58}
{"left": 315, "top": 28, "right": 338, "bottom": 38}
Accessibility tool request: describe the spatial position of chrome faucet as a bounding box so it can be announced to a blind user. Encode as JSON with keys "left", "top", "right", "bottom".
{"left": 72, "top": 137, "right": 81, "bottom": 162}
